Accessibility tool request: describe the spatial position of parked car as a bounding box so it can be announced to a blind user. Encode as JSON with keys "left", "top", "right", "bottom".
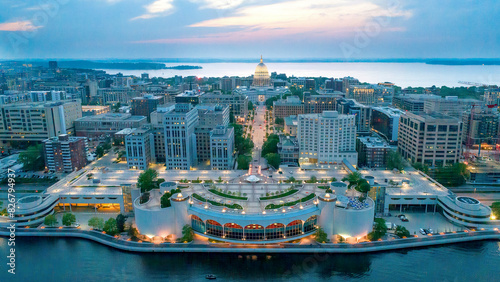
{"left": 419, "top": 228, "right": 426, "bottom": 235}
{"left": 401, "top": 216, "right": 409, "bottom": 222}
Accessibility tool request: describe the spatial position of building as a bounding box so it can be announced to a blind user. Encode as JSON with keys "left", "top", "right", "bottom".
{"left": 74, "top": 113, "right": 147, "bottom": 138}
{"left": 297, "top": 111, "right": 357, "bottom": 166}
{"left": 371, "top": 107, "right": 404, "bottom": 144}
{"left": 284, "top": 115, "right": 298, "bottom": 136}
{"left": 0, "top": 99, "right": 82, "bottom": 143}
{"left": 210, "top": 125, "right": 235, "bottom": 170}
{"left": 424, "top": 96, "right": 482, "bottom": 118}
{"left": 99, "top": 88, "right": 138, "bottom": 105}
{"left": 336, "top": 98, "right": 372, "bottom": 135}
{"left": 125, "top": 126, "right": 155, "bottom": 170}
{"left": 325, "top": 78, "right": 343, "bottom": 93}
{"left": 175, "top": 90, "right": 203, "bottom": 105}
{"left": 164, "top": 103, "right": 199, "bottom": 170}
{"left": 346, "top": 85, "right": 375, "bottom": 105}
{"left": 303, "top": 92, "right": 342, "bottom": 114}
{"left": 356, "top": 136, "right": 390, "bottom": 168}
{"left": 483, "top": 88, "right": 500, "bottom": 107}
{"left": 392, "top": 94, "right": 440, "bottom": 112}
{"left": 462, "top": 107, "right": 500, "bottom": 146}
{"left": 131, "top": 95, "right": 163, "bottom": 122}
{"left": 278, "top": 135, "right": 300, "bottom": 166}
{"left": 82, "top": 105, "right": 110, "bottom": 117}
{"left": 272, "top": 96, "right": 304, "bottom": 119}
{"left": 252, "top": 56, "right": 271, "bottom": 87}
{"left": 398, "top": 112, "right": 463, "bottom": 167}
{"left": 29, "top": 91, "right": 68, "bottom": 102}
{"left": 150, "top": 105, "right": 176, "bottom": 163}
{"left": 43, "top": 134, "right": 88, "bottom": 173}
{"left": 195, "top": 104, "right": 230, "bottom": 163}
{"left": 200, "top": 91, "right": 248, "bottom": 121}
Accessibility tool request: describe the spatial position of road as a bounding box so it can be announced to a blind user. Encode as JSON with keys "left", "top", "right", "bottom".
{"left": 250, "top": 104, "right": 267, "bottom": 171}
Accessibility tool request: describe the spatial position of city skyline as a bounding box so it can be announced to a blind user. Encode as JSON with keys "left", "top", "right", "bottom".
{"left": 1, "top": 0, "right": 499, "bottom": 59}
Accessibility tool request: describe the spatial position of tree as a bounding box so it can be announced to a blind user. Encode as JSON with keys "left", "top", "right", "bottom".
{"left": 356, "top": 179, "right": 371, "bottom": 194}
{"left": 413, "top": 162, "right": 429, "bottom": 174}
{"left": 288, "top": 176, "right": 296, "bottom": 183}
{"left": 95, "top": 146, "right": 105, "bottom": 159}
{"left": 395, "top": 226, "right": 410, "bottom": 238}
{"left": 491, "top": 202, "right": 500, "bottom": 219}
{"left": 88, "top": 217, "right": 104, "bottom": 230}
{"left": 62, "top": 213, "right": 76, "bottom": 226}
{"left": 386, "top": 151, "right": 404, "bottom": 171}
{"left": 237, "top": 155, "right": 250, "bottom": 170}
{"left": 248, "top": 101, "right": 254, "bottom": 110}
{"left": 103, "top": 218, "right": 118, "bottom": 235}
{"left": 116, "top": 214, "right": 127, "bottom": 233}
{"left": 315, "top": 227, "right": 328, "bottom": 243}
{"left": 433, "top": 163, "right": 469, "bottom": 187}
{"left": 161, "top": 192, "right": 172, "bottom": 208}
{"left": 275, "top": 117, "right": 284, "bottom": 125}
{"left": 180, "top": 224, "right": 194, "bottom": 242}
{"left": 368, "top": 218, "right": 387, "bottom": 241}
{"left": 342, "top": 171, "right": 362, "bottom": 190}
{"left": 229, "top": 112, "right": 236, "bottom": 123}
{"left": 307, "top": 176, "right": 318, "bottom": 183}
{"left": 265, "top": 153, "right": 281, "bottom": 169}
{"left": 19, "top": 144, "right": 45, "bottom": 171}
{"left": 261, "top": 134, "right": 279, "bottom": 156}
{"left": 127, "top": 223, "right": 139, "bottom": 240}
{"left": 137, "top": 169, "right": 159, "bottom": 193}
{"left": 44, "top": 214, "right": 58, "bottom": 227}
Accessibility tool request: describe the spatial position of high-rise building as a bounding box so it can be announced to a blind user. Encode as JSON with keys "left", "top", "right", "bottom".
{"left": 462, "top": 107, "right": 500, "bottom": 146}
{"left": 483, "top": 88, "right": 500, "bottom": 107}
{"left": 284, "top": 115, "right": 298, "bottom": 136}
{"left": 336, "top": 98, "right": 372, "bottom": 135}
{"left": 398, "top": 112, "right": 463, "bottom": 167}
{"left": 0, "top": 99, "right": 82, "bottom": 143}
{"left": 272, "top": 96, "right": 304, "bottom": 119}
{"left": 48, "top": 61, "right": 58, "bottom": 70}
{"left": 175, "top": 90, "right": 202, "bottom": 105}
{"left": 303, "top": 92, "right": 342, "bottom": 114}
{"left": 99, "top": 88, "right": 138, "bottom": 105}
{"left": 74, "top": 113, "right": 147, "bottom": 138}
{"left": 43, "top": 134, "right": 88, "bottom": 173}
{"left": 200, "top": 91, "right": 248, "bottom": 121}
{"left": 125, "top": 126, "right": 155, "bottom": 170}
{"left": 392, "top": 94, "right": 440, "bottom": 112}
{"left": 131, "top": 95, "right": 163, "bottom": 122}
{"left": 298, "top": 111, "right": 357, "bottom": 166}
{"left": 164, "top": 103, "right": 199, "bottom": 170}
{"left": 324, "top": 78, "right": 343, "bottom": 93}
{"left": 278, "top": 135, "right": 300, "bottom": 166}
{"left": 210, "top": 125, "right": 235, "bottom": 170}
{"left": 371, "top": 107, "right": 404, "bottom": 144}
{"left": 29, "top": 91, "right": 68, "bottom": 102}
{"left": 346, "top": 85, "right": 375, "bottom": 105}
{"left": 424, "top": 96, "right": 482, "bottom": 118}
{"left": 356, "top": 136, "right": 390, "bottom": 168}
{"left": 195, "top": 104, "right": 230, "bottom": 162}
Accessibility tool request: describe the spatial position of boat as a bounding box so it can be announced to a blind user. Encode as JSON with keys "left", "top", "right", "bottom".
{"left": 205, "top": 274, "right": 217, "bottom": 280}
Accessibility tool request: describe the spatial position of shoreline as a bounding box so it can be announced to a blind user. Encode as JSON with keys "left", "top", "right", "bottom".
{"left": 2, "top": 228, "right": 499, "bottom": 254}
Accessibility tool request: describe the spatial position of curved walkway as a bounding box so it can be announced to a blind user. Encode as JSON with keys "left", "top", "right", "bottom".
{"left": 1, "top": 227, "right": 499, "bottom": 253}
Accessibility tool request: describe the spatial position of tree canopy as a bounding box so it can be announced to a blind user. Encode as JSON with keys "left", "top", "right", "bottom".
{"left": 62, "top": 213, "right": 76, "bottom": 226}
{"left": 237, "top": 155, "right": 251, "bottom": 170}
{"left": 264, "top": 153, "right": 281, "bottom": 169}
{"left": 88, "top": 217, "right": 104, "bottom": 230}
{"left": 261, "top": 134, "right": 279, "bottom": 156}
{"left": 19, "top": 144, "right": 45, "bottom": 171}
{"left": 44, "top": 214, "right": 58, "bottom": 227}
{"left": 116, "top": 214, "right": 127, "bottom": 233}
{"left": 103, "top": 218, "right": 118, "bottom": 235}
{"left": 386, "top": 151, "right": 405, "bottom": 171}
{"left": 137, "top": 169, "right": 159, "bottom": 193}
{"left": 367, "top": 218, "right": 387, "bottom": 241}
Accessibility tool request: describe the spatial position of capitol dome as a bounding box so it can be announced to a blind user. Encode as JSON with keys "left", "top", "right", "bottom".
{"left": 252, "top": 55, "right": 271, "bottom": 87}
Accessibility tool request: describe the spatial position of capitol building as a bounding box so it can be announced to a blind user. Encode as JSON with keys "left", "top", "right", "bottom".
{"left": 252, "top": 56, "right": 271, "bottom": 87}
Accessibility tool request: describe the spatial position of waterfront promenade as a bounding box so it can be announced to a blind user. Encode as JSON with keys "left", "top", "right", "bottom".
{"left": 1, "top": 227, "right": 499, "bottom": 254}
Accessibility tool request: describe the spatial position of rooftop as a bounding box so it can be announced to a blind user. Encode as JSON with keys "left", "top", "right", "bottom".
{"left": 76, "top": 113, "right": 147, "bottom": 121}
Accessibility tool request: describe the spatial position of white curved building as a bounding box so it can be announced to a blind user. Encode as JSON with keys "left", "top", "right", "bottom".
{"left": 438, "top": 193, "right": 497, "bottom": 228}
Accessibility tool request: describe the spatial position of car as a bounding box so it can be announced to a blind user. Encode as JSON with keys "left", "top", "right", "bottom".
{"left": 278, "top": 171, "right": 283, "bottom": 174}
{"left": 401, "top": 217, "right": 409, "bottom": 222}
{"left": 427, "top": 228, "right": 433, "bottom": 234}
{"left": 419, "top": 228, "right": 426, "bottom": 235}
{"left": 269, "top": 175, "right": 273, "bottom": 178}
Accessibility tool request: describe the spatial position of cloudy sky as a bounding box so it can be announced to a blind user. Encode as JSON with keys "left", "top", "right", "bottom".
{"left": 0, "top": 0, "right": 498, "bottom": 59}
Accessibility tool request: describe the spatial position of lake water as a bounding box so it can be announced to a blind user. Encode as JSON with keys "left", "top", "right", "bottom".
{"left": 1, "top": 237, "right": 498, "bottom": 281}
{"left": 98, "top": 62, "right": 500, "bottom": 88}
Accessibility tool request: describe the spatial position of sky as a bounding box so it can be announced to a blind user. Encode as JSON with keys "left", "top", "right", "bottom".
{"left": 0, "top": 0, "right": 498, "bottom": 60}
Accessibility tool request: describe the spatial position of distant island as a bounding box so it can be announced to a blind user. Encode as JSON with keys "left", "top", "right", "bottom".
{"left": 164, "top": 65, "right": 202, "bottom": 70}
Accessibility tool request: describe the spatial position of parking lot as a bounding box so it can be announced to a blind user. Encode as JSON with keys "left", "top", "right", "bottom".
{"left": 383, "top": 211, "right": 467, "bottom": 237}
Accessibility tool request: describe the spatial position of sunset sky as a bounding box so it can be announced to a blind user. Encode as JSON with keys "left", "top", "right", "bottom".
{"left": 0, "top": 0, "right": 498, "bottom": 59}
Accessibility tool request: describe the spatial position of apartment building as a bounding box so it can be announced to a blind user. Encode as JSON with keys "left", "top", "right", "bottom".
{"left": 125, "top": 126, "right": 155, "bottom": 170}
{"left": 200, "top": 91, "right": 248, "bottom": 121}
{"left": 356, "top": 136, "right": 390, "bottom": 168}
{"left": 210, "top": 125, "right": 235, "bottom": 170}
{"left": 195, "top": 104, "right": 230, "bottom": 162}
{"left": 272, "top": 96, "right": 304, "bottom": 119}
{"left": 43, "top": 134, "right": 88, "bottom": 173}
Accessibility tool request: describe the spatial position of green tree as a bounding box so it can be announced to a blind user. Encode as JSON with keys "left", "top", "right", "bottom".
{"left": 288, "top": 176, "right": 296, "bottom": 183}
{"left": 127, "top": 223, "right": 139, "bottom": 240}
{"left": 88, "top": 217, "right": 104, "bottom": 230}
{"left": 275, "top": 117, "right": 284, "bottom": 125}
{"left": 356, "top": 179, "right": 371, "bottom": 194}
{"left": 62, "top": 213, "right": 76, "bottom": 226}
{"left": 264, "top": 153, "right": 281, "bottom": 169}
{"left": 19, "top": 144, "right": 45, "bottom": 171}
{"left": 368, "top": 218, "right": 387, "bottom": 241}
{"left": 116, "top": 214, "right": 127, "bottom": 233}
{"left": 413, "top": 162, "right": 429, "bottom": 174}
{"left": 433, "top": 163, "right": 469, "bottom": 186}
{"left": 491, "top": 202, "right": 500, "bottom": 218}
{"left": 342, "top": 171, "right": 362, "bottom": 190}
{"left": 261, "top": 134, "right": 279, "bottom": 156}
{"left": 180, "top": 224, "right": 194, "bottom": 242}
{"left": 137, "top": 169, "right": 159, "bottom": 193}
{"left": 237, "top": 155, "right": 250, "bottom": 170}
{"left": 95, "top": 146, "right": 105, "bottom": 159}
{"left": 307, "top": 176, "right": 318, "bottom": 183}
{"left": 315, "top": 226, "right": 328, "bottom": 243}
{"left": 248, "top": 101, "right": 254, "bottom": 110}
{"left": 386, "top": 151, "right": 404, "bottom": 171}
{"left": 103, "top": 218, "right": 118, "bottom": 235}
{"left": 395, "top": 225, "right": 411, "bottom": 238}
{"left": 161, "top": 192, "right": 172, "bottom": 208}
{"left": 44, "top": 214, "right": 58, "bottom": 227}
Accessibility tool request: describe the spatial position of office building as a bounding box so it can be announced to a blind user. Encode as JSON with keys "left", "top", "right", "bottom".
{"left": 278, "top": 135, "right": 300, "bottom": 166}
{"left": 175, "top": 90, "right": 202, "bottom": 105}
{"left": 74, "top": 113, "right": 147, "bottom": 138}
{"left": 356, "top": 136, "right": 390, "bottom": 168}
{"left": 398, "top": 112, "right": 463, "bottom": 167}
{"left": 298, "top": 111, "right": 357, "bottom": 166}
{"left": 371, "top": 107, "right": 404, "bottom": 144}
{"left": 82, "top": 105, "right": 110, "bottom": 117}
{"left": 43, "top": 134, "right": 88, "bottom": 173}
{"left": 125, "top": 126, "right": 155, "bottom": 170}
{"left": 346, "top": 85, "right": 375, "bottom": 105}
{"left": 392, "top": 94, "right": 440, "bottom": 112}
{"left": 99, "top": 88, "right": 138, "bottom": 105}
{"left": 200, "top": 91, "right": 248, "bottom": 121}
{"left": 324, "top": 78, "right": 343, "bottom": 93}
{"left": 272, "top": 96, "right": 304, "bottom": 119}
{"left": 303, "top": 92, "right": 342, "bottom": 114}
{"left": 210, "top": 125, "right": 235, "bottom": 170}
{"left": 462, "top": 107, "right": 500, "bottom": 146}
{"left": 336, "top": 98, "right": 371, "bottom": 135}
{"left": 29, "top": 91, "right": 68, "bottom": 102}
{"left": 195, "top": 104, "right": 230, "bottom": 163}
{"left": 164, "top": 103, "right": 199, "bottom": 170}
{"left": 131, "top": 95, "right": 163, "bottom": 122}
{"left": 284, "top": 115, "right": 298, "bottom": 136}
{"left": 424, "top": 96, "right": 482, "bottom": 118}
{"left": 0, "top": 99, "right": 82, "bottom": 143}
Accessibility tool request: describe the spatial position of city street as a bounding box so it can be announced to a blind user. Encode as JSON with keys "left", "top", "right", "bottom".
{"left": 250, "top": 104, "right": 267, "bottom": 170}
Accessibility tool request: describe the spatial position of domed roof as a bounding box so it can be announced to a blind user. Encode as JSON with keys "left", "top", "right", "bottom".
{"left": 255, "top": 56, "right": 269, "bottom": 75}
{"left": 253, "top": 55, "right": 271, "bottom": 87}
